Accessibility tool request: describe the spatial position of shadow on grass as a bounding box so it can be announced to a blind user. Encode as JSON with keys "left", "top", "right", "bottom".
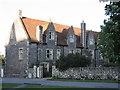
{"left": 47, "top": 79, "right": 119, "bottom": 83}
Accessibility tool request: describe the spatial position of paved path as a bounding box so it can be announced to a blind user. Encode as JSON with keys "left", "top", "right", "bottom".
{"left": 1, "top": 78, "right": 119, "bottom": 89}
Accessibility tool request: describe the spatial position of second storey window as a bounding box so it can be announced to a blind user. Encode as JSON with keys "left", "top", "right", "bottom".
{"left": 49, "top": 31, "right": 54, "bottom": 40}
{"left": 46, "top": 49, "right": 53, "bottom": 60}
{"left": 19, "top": 48, "right": 23, "bottom": 60}
{"left": 57, "top": 49, "right": 61, "bottom": 59}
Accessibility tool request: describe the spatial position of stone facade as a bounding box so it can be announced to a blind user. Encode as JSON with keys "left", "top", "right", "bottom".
{"left": 5, "top": 10, "right": 104, "bottom": 77}
{"left": 52, "top": 66, "right": 119, "bottom": 80}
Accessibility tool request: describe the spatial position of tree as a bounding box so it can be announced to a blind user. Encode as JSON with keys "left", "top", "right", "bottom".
{"left": 99, "top": 0, "right": 120, "bottom": 2}
{"left": 99, "top": 0, "right": 109, "bottom": 2}
{"left": 0, "top": 54, "right": 5, "bottom": 66}
{"left": 55, "top": 53, "right": 91, "bottom": 71}
{"left": 98, "top": 2, "right": 120, "bottom": 63}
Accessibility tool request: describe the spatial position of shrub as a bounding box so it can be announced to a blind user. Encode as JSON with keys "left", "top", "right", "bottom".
{"left": 55, "top": 53, "right": 91, "bottom": 71}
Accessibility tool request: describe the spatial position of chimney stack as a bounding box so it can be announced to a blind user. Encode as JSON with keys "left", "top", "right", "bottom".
{"left": 36, "top": 25, "right": 43, "bottom": 42}
{"left": 81, "top": 20, "right": 86, "bottom": 48}
{"left": 17, "top": 10, "right": 22, "bottom": 18}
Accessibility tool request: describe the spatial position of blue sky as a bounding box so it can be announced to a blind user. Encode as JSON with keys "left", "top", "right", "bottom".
{"left": 0, "top": 0, "right": 109, "bottom": 55}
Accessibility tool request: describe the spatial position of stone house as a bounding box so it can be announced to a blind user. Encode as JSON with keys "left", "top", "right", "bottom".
{"left": 5, "top": 10, "right": 103, "bottom": 77}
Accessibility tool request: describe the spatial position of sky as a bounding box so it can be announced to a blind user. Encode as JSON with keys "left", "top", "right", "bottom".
{"left": 0, "top": 0, "right": 109, "bottom": 55}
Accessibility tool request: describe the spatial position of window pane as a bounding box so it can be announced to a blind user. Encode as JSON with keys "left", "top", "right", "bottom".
{"left": 19, "top": 48, "right": 23, "bottom": 60}
{"left": 46, "top": 49, "right": 53, "bottom": 60}
{"left": 49, "top": 32, "right": 51, "bottom": 39}
{"left": 47, "top": 54, "right": 49, "bottom": 58}
{"left": 52, "top": 32, "right": 54, "bottom": 39}
{"left": 57, "top": 49, "right": 61, "bottom": 59}
{"left": 47, "top": 50, "right": 49, "bottom": 53}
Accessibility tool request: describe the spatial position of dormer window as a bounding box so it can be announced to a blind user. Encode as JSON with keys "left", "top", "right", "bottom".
{"left": 69, "top": 35, "right": 74, "bottom": 43}
{"left": 49, "top": 31, "right": 54, "bottom": 40}
{"left": 89, "top": 38, "right": 93, "bottom": 45}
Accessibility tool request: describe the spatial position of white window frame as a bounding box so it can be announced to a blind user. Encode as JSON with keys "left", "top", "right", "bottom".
{"left": 19, "top": 48, "right": 23, "bottom": 60}
{"left": 57, "top": 49, "right": 61, "bottom": 59}
{"left": 46, "top": 49, "right": 53, "bottom": 60}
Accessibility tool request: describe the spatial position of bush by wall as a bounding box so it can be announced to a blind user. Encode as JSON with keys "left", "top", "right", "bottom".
{"left": 55, "top": 53, "right": 91, "bottom": 71}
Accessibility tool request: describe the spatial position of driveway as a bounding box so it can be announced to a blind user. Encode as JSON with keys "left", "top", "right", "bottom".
{"left": 1, "top": 78, "right": 119, "bottom": 89}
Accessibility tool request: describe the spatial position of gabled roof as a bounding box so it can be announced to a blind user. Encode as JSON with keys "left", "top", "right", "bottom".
{"left": 21, "top": 17, "right": 98, "bottom": 47}
{"left": 21, "top": 17, "right": 49, "bottom": 42}
{"left": 21, "top": 17, "right": 80, "bottom": 35}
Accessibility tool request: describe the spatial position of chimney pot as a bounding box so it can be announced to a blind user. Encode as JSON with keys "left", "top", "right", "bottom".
{"left": 17, "top": 10, "right": 22, "bottom": 18}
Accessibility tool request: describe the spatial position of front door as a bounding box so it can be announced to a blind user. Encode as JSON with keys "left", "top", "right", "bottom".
{"left": 43, "top": 63, "right": 52, "bottom": 77}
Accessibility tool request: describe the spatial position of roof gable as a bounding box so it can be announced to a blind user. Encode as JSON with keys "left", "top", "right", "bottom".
{"left": 21, "top": 17, "right": 49, "bottom": 42}
{"left": 21, "top": 17, "right": 98, "bottom": 47}
{"left": 21, "top": 17, "right": 81, "bottom": 40}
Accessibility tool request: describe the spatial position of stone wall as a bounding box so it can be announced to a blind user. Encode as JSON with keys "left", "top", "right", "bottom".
{"left": 6, "top": 40, "right": 29, "bottom": 78}
{"left": 52, "top": 66, "right": 119, "bottom": 80}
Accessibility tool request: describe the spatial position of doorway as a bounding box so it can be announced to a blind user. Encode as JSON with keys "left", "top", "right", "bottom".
{"left": 43, "top": 63, "right": 52, "bottom": 77}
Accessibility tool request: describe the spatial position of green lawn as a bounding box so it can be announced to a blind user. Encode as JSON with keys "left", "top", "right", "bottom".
{"left": 25, "top": 84, "right": 79, "bottom": 88}
{"left": 24, "top": 84, "right": 118, "bottom": 90}
{"left": 47, "top": 79, "right": 119, "bottom": 83}
{"left": 2, "top": 83, "right": 21, "bottom": 88}
{"left": 1, "top": 83, "right": 119, "bottom": 90}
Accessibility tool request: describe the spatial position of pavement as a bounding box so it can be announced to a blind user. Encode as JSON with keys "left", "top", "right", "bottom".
{"left": 1, "top": 78, "right": 120, "bottom": 89}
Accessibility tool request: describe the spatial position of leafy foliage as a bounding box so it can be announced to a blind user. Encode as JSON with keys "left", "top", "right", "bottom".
{"left": 0, "top": 55, "right": 5, "bottom": 66}
{"left": 55, "top": 53, "right": 91, "bottom": 71}
{"left": 98, "top": 2, "right": 120, "bottom": 63}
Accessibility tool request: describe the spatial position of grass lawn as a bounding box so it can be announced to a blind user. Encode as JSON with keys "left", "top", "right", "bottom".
{"left": 24, "top": 84, "right": 118, "bottom": 90}
{"left": 25, "top": 84, "right": 79, "bottom": 88}
{"left": 2, "top": 83, "right": 21, "bottom": 88}
{"left": 1, "top": 83, "right": 119, "bottom": 90}
{"left": 47, "top": 79, "right": 119, "bottom": 83}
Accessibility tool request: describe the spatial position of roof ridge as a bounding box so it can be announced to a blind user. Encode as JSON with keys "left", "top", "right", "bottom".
{"left": 22, "top": 17, "right": 99, "bottom": 33}
{"left": 22, "top": 17, "right": 81, "bottom": 30}
{"left": 22, "top": 17, "right": 48, "bottom": 23}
